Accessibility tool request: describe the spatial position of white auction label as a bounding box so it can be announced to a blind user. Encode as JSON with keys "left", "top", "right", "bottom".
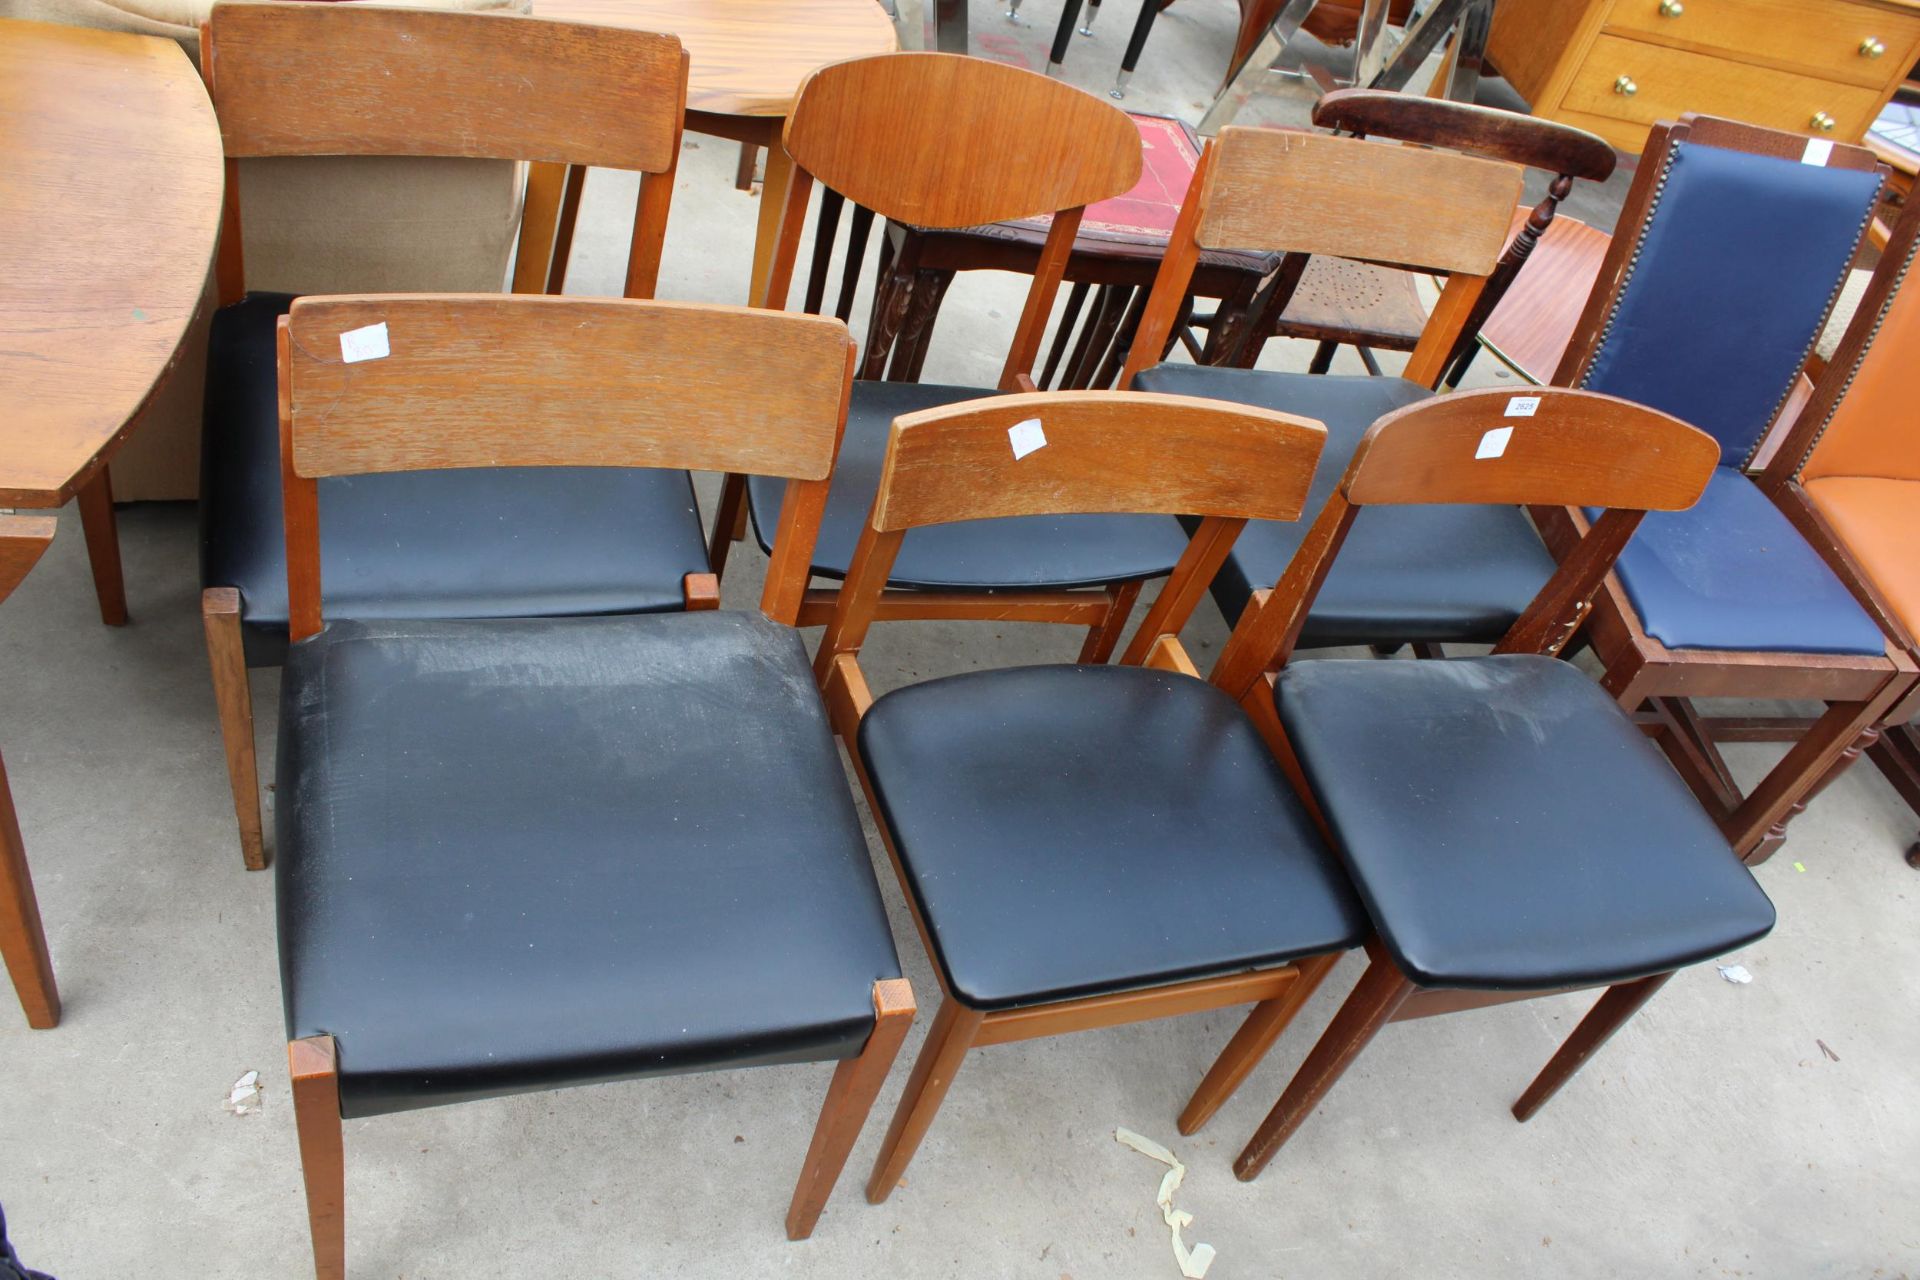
{"left": 1476, "top": 425, "right": 1514, "bottom": 459}
{"left": 1008, "top": 417, "right": 1047, "bottom": 460}
{"left": 339, "top": 322, "right": 390, "bottom": 364}
{"left": 1504, "top": 395, "right": 1540, "bottom": 417}
{"left": 1802, "top": 138, "right": 1834, "bottom": 167}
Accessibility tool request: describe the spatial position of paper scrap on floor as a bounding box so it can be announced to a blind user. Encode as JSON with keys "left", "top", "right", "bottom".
{"left": 1115, "top": 1127, "right": 1215, "bottom": 1278}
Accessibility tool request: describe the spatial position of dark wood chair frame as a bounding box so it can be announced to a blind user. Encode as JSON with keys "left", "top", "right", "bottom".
{"left": 1540, "top": 115, "right": 1918, "bottom": 866}
{"left": 1160, "top": 388, "right": 1732, "bottom": 1179}
{"left": 1218, "top": 88, "right": 1618, "bottom": 382}
{"left": 196, "top": 1, "right": 691, "bottom": 870}
{"left": 806, "top": 386, "right": 1345, "bottom": 1203}
{"left": 1755, "top": 196, "right": 1920, "bottom": 868}
{"left": 0, "top": 516, "right": 61, "bottom": 1030}
{"left": 707, "top": 52, "right": 1161, "bottom": 662}
{"left": 274, "top": 291, "right": 912, "bottom": 1276}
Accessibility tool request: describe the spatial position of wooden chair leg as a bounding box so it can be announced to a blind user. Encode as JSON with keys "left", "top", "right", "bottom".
{"left": 1511, "top": 971, "right": 1672, "bottom": 1122}
{"left": 707, "top": 473, "right": 750, "bottom": 579}
{"left": 289, "top": 1036, "right": 346, "bottom": 1280}
{"left": 1232, "top": 952, "right": 1413, "bottom": 1181}
{"left": 1077, "top": 579, "right": 1143, "bottom": 663}
{"left": 75, "top": 468, "right": 128, "bottom": 626}
{"left": 683, "top": 572, "right": 721, "bottom": 611}
{"left": 0, "top": 749, "right": 58, "bottom": 1029}
{"left": 786, "top": 978, "right": 916, "bottom": 1240}
{"left": 865, "top": 996, "right": 985, "bottom": 1204}
{"left": 1178, "top": 951, "right": 1340, "bottom": 1135}
{"left": 1723, "top": 692, "right": 1899, "bottom": 860}
{"left": 202, "top": 588, "right": 266, "bottom": 871}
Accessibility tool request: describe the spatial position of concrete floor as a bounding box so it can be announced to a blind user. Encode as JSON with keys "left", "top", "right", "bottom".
{"left": 4, "top": 2, "right": 1919, "bottom": 1276}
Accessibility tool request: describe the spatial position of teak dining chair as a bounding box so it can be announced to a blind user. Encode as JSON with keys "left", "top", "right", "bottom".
{"left": 1169, "top": 388, "right": 1776, "bottom": 1179}
{"left": 1756, "top": 196, "right": 1920, "bottom": 867}
{"left": 1539, "top": 115, "right": 1917, "bottom": 864}
{"left": 809, "top": 388, "right": 1371, "bottom": 1203}
{"left": 197, "top": 1, "right": 695, "bottom": 870}
{"left": 0, "top": 516, "right": 60, "bottom": 1030}
{"left": 1116, "top": 125, "right": 1555, "bottom": 657}
{"left": 1230, "top": 88, "right": 1618, "bottom": 383}
{"left": 710, "top": 52, "right": 1188, "bottom": 660}
{"left": 273, "top": 294, "right": 909, "bottom": 1278}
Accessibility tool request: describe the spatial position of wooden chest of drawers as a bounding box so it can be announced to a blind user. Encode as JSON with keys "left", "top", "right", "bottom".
{"left": 1488, "top": 0, "right": 1920, "bottom": 153}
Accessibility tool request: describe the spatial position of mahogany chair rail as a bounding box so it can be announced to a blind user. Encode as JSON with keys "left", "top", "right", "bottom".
{"left": 1540, "top": 114, "right": 1916, "bottom": 865}
{"left": 274, "top": 293, "right": 912, "bottom": 1277}
{"left": 196, "top": 2, "right": 692, "bottom": 870}
{"left": 0, "top": 516, "right": 61, "bottom": 1030}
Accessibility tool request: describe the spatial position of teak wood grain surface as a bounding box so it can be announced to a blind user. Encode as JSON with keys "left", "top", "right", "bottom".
{"left": 0, "top": 18, "right": 224, "bottom": 507}
{"left": 537, "top": 0, "right": 896, "bottom": 118}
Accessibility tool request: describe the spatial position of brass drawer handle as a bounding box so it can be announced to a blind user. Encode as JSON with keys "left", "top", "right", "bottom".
{"left": 1812, "top": 111, "right": 1837, "bottom": 132}
{"left": 1614, "top": 74, "right": 1638, "bottom": 96}
{"left": 1658, "top": 0, "right": 1683, "bottom": 15}
{"left": 1861, "top": 36, "right": 1887, "bottom": 58}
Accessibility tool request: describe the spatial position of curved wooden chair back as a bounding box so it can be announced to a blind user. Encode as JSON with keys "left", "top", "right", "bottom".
{"left": 815, "top": 390, "right": 1326, "bottom": 674}
{"left": 1120, "top": 126, "right": 1524, "bottom": 389}
{"left": 202, "top": 2, "right": 688, "bottom": 302}
{"left": 1211, "top": 388, "right": 1717, "bottom": 696}
{"left": 762, "top": 52, "right": 1143, "bottom": 389}
{"left": 277, "top": 294, "right": 855, "bottom": 639}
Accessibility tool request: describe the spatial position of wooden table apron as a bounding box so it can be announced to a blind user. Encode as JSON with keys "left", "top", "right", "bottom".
{"left": 536, "top": 0, "right": 899, "bottom": 304}
{"left": 0, "top": 19, "right": 223, "bottom": 622}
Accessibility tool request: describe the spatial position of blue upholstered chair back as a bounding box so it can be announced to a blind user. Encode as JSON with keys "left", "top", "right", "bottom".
{"left": 1577, "top": 142, "right": 1882, "bottom": 467}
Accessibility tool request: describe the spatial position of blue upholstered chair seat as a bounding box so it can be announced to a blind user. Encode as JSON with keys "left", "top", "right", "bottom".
{"left": 1608, "top": 468, "right": 1885, "bottom": 656}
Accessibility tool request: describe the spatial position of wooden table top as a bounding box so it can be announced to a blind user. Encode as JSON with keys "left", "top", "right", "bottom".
{"left": 0, "top": 19, "right": 223, "bottom": 507}
{"left": 539, "top": 0, "right": 897, "bottom": 118}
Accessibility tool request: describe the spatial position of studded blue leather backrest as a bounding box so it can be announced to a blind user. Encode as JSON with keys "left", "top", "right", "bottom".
{"left": 1578, "top": 142, "right": 1882, "bottom": 466}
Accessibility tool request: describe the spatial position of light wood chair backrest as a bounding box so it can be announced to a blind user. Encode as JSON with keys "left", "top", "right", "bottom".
{"left": 0, "top": 516, "right": 57, "bottom": 608}
{"left": 277, "top": 294, "right": 856, "bottom": 639}
{"left": 202, "top": 2, "right": 688, "bottom": 302}
{"left": 815, "top": 390, "right": 1327, "bottom": 675}
{"left": 1210, "top": 388, "right": 1717, "bottom": 697}
{"left": 1120, "top": 126, "right": 1525, "bottom": 389}
{"left": 760, "top": 53, "right": 1144, "bottom": 389}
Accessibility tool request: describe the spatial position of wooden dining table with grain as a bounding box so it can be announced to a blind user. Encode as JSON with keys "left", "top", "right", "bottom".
{"left": 0, "top": 18, "right": 225, "bottom": 626}
{"left": 536, "top": 0, "right": 899, "bottom": 306}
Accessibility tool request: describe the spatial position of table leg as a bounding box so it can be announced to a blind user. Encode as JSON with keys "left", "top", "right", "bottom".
{"left": 750, "top": 136, "right": 796, "bottom": 308}
{"left": 933, "top": 0, "right": 968, "bottom": 52}
{"left": 75, "top": 468, "right": 127, "bottom": 626}
{"left": 1198, "top": 0, "right": 1321, "bottom": 135}
{"left": 0, "top": 749, "right": 58, "bottom": 1029}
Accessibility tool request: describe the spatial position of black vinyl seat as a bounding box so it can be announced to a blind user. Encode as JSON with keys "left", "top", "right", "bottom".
{"left": 855, "top": 664, "right": 1367, "bottom": 1010}
{"left": 276, "top": 610, "right": 903, "bottom": 1119}
{"left": 745, "top": 380, "right": 1192, "bottom": 588}
{"left": 1275, "top": 654, "right": 1777, "bottom": 991}
{"left": 203, "top": 295, "right": 710, "bottom": 663}
{"left": 1133, "top": 364, "right": 1557, "bottom": 641}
